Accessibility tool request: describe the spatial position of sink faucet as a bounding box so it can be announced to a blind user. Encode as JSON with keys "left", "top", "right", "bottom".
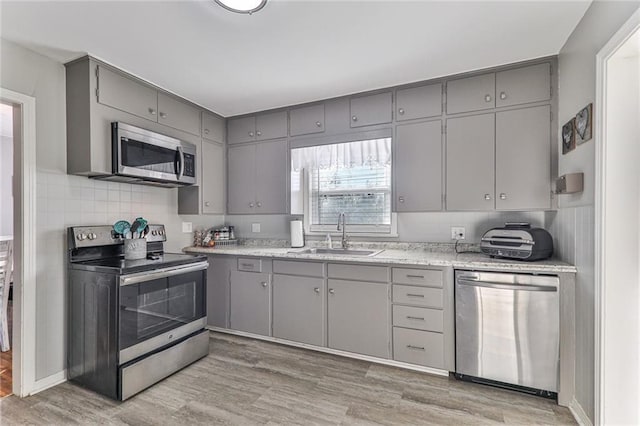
{"left": 337, "top": 212, "right": 348, "bottom": 249}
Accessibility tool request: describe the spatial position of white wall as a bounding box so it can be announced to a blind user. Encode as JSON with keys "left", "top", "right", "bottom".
{"left": 0, "top": 134, "right": 12, "bottom": 235}
{"left": 553, "top": 1, "right": 640, "bottom": 422}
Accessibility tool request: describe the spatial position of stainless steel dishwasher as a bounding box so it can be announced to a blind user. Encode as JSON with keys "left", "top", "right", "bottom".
{"left": 455, "top": 270, "right": 559, "bottom": 397}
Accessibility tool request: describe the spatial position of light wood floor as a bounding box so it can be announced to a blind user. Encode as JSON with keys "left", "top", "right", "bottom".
{"left": 0, "top": 300, "right": 12, "bottom": 398}
{"left": 0, "top": 332, "right": 576, "bottom": 425}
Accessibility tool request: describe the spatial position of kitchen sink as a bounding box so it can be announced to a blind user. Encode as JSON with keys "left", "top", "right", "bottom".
{"left": 288, "top": 248, "right": 384, "bottom": 257}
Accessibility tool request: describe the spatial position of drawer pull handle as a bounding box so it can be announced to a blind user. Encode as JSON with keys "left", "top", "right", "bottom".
{"left": 406, "top": 293, "right": 425, "bottom": 298}
{"left": 407, "top": 345, "right": 425, "bottom": 351}
{"left": 406, "top": 275, "right": 425, "bottom": 279}
{"left": 406, "top": 316, "right": 425, "bottom": 321}
{"left": 241, "top": 263, "right": 253, "bottom": 268}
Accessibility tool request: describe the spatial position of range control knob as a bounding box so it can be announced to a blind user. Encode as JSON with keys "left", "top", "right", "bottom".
{"left": 152, "top": 230, "right": 158, "bottom": 236}
{"left": 77, "top": 233, "right": 86, "bottom": 241}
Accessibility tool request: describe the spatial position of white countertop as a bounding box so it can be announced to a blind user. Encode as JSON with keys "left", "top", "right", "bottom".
{"left": 183, "top": 246, "right": 577, "bottom": 274}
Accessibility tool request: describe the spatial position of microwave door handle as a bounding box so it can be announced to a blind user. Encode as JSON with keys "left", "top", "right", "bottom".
{"left": 176, "top": 145, "right": 185, "bottom": 180}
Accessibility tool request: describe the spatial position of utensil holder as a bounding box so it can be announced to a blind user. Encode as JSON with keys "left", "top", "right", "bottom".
{"left": 124, "top": 238, "right": 147, "bottom": 260}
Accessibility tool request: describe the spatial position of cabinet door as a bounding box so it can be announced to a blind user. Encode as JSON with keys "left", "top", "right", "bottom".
{"left": 395, "top": 120, "right": 442, "bottom": 211}
{"left": 496, "top": 63, "right": 551, "bottom": 108}
{"left": 255, "top": 139, "right": 288, "bottom": 214}
{"left": 157, "top": 93, "right": 201, "bottom": 135}
{"left": 227, "top": 144, "right": 256, "bottom": 214}
{"left": 202, "top": 111, "right": 225, "bottom": 142}
{"left": 328, "top": 279, "right": 389, "bottom": 358}
{"left": 201, "top": 140, "right": 225, "bottom": 214}
{"left": 97, "top": 65, "right": 158, "bottom": 121}
{"left": 496, "top": 105, "right": 551, "bottom": 210}
{"left": 446, "top": 73, "right": 495, "bottom": 115}
{"left": 206, "top": 255, "right": 236, "bottom": 328}
{"left": 289, "top": 104, "right": 325, "bottom": 136}
{"left": 256, "top": 111, "right": 288, "bottom": 141}
{"left": 272, "top": 275, "right": 324, "bottom": 346}
{"left": 396, "top": 84, "right": 442, "bottom": 122}
{"left": 446, "top": 114, "right": 495, "bottom": 210}
{"left": 228, "top": 116, "right": 256, "bottom": 144}
{"left": 229, "top": 270, "right": 270, "bottom": 336}
{"left": 350, "top": 92, "right": 393, "bottom": 128}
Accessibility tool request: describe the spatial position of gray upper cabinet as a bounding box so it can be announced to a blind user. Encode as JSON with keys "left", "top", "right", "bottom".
{"left": 228, "top": 116, "right": 257, "bottom": 144}
{"left": 229, "top": 270, "right": 271, "bottom": 336}
{"left": 157, "top": 92, "right": 201, "bottom": 136}
{"left": 272, "top": 274, "right": 324, "bottom": 346}
{"left": 395, "top": 120, "right": 442, "bottom": 212}
{"left": 350, "top": 92, "right": 393, "bottom": 128}
{"left": 495, "top": 105, "right": 551, "bottom": 210}
{"left": 97, "top": 65, "right": 158, "bottom": 122}
{"left": 202, "top": 111, "right": 225, "bottom": 142}
{"left": 496, "top": 63, "right": 551, "bottom": 108}
{"left": 396, "top": 84, "right": 442, "bottom": 122}
{"left": 228, "top": 112, "right": 288, "bottom": 143}
{"left": 227, "top": 139, "right": 288, "bottom": 214}
{"left": 446, "top": 113, "right": 495, "bottom": 211}
{"left": 446, "top": 73, "right": 495, "bottom": 115}
{"left": 327, "top": 278, "right": 390, "bottom": 359}
{"left": 201, "top": 140, "right": 225, "bottom": 214}
{"left": 289, "top": 104, "right": 325, "bottom": 136}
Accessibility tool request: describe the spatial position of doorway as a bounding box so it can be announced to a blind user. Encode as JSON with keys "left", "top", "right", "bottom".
{"left": 595, "top": 9, "right": 640, "bottom": 425}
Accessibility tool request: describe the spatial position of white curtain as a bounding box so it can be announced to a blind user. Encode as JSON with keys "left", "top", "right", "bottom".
{"left": 291, "top": 138, "right": 392, "bottom": 171}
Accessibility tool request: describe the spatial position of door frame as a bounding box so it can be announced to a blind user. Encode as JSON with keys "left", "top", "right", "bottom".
{"left": 594, "top": 8, "right": 640, "bottom": 425}
{"left": 0, "top": 88, "right": 37, "bottom": 397}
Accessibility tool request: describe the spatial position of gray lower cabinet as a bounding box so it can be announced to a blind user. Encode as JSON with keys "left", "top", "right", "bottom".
{"left": 350, "top": 92, "right": 393, "bottom": 128}
{"left": 206, "top": 255, "right": 236, "bottom": 328}
{"left": 496, "top": 63, "right": 551, "bottom": 108}
{"left": 396, "top": 83, "right": 442, "bottom": 122}
{"left": 446, "top": 73, "right": 496, "bottom": 115}
{"left": 327, "top": 279, "right": 390, "bottom": 359}
{"left": 229, "top": 270, "right": 271, "bottom": 336}
{"left": 394, "top": 120, "right": 442, "bottom": 212}
{"left": 272, "top": 274, "right": 324, "bottom": 346}
{"left": 393, "top": 327, "right": 444, "bottom": 369}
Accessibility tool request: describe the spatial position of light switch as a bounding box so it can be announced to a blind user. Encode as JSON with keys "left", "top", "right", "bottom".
{"left": 251, "top": 223, "right": 261, "bottom": 233}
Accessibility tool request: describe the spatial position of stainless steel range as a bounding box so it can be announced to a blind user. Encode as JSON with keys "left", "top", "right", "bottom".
{"left": 67, "top": 224, "right": 209, "bottom": 401}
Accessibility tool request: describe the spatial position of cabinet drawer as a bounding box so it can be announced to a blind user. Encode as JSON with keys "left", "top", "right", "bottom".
{"left": 273, "top": 260, "right": 323, "bottom": 277}
{"left": 289, "top": 104, "right": 325, "bottom": 136}
{"left": 393, "top": 305, "right": 442, "bottom": 332}
{"left": 396, "top": 83, "right": 442, "bottom": 122}
{"left": 237, "top": 258, "right": 262, "bottom": 272}
{"left": 392, "top": 268, "right": 442, "bottom": 287}
{"left": 446, "top": 73, "right": 495, "bottom": 115}
{"left": 202, "top": 111, "right": 225, "bottom": 142}
{"left": 328, "top": 263, "right": 389, "bottom": 282}
{"left": 157, "top": 92, "right": 201, "bottom": 136}
{"left": 496, "top": 63, "right": 551, "bottom": 108}
{"left": 392, "top": 285, "right": 442, "bottom": 308}
{"left": 350, "top": 92, "right": 393, "bottom": 128}
{"left": 393, "top": 327, "right": 444, "bottom": 369}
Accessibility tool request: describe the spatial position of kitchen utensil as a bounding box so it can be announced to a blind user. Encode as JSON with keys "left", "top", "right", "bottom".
{"left": 113, "top": 220, "right": 131, "bottom": 237}
{"left": 130, "top": 221, "right": 140, "bottom": 239}
{"left": 130, "top": 217, "right": 148, "bottom": 238}
{"left": 141, "top": 225, "right": 150, "bottom": 239}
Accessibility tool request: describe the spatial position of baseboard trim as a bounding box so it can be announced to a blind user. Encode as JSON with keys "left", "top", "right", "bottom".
{"left": 207, "top": 326, "right": 449, "bottom": 377}
{"left": 569, "top": 398, "right": 593, "bottom": 426}
{"left": 30, "top": 370, "right": 66, "bottom": 396}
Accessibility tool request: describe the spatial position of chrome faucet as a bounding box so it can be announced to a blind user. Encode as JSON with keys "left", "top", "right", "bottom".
{"left": 337, "top": 212, "right": 348, "bottom": 249}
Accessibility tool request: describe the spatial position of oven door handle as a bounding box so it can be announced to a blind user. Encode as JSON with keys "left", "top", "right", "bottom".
{"left": 120, "top": 261, "right": 208, "bottom": 286}
{"left": 176, "top": 145, "right": 185, "bottom": 181}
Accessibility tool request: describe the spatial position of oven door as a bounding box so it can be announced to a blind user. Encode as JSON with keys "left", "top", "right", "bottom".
{"left": 113, "top": 122, "right": 196, "bottom": 185}
{"left": 118, "top": 262, "right": 207, "bottom": 364}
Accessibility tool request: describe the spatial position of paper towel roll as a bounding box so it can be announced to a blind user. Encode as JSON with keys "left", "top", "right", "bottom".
{"left": 290, "top": 220, "right": 304, "bottom": 248}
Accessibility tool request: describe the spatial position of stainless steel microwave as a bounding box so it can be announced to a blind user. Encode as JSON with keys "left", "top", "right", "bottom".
{"left": 108, "top": 122, "right": 196, "bottom": 187}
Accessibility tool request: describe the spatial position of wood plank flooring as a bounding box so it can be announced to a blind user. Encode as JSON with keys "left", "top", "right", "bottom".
{"left": 0, "top": 300, "right": 12, "bottom": 398}
{"left": 0, "top": 332, "right": 576, "bottom": 425}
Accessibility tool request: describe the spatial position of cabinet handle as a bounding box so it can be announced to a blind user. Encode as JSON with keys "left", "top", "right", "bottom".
{"left": 149, "top": 108, "right": 157, "bottom": 115}
{"left": 398, "top": 196, "right": 405, "bottom": 203}
{"left": 315, "top": 121, "right": 322, "bottom": 127}
{"left": 204, "top": 128, "right": 210, "bottom": 135}
{"left": 484, "top": 94, "right": 492, "bottom": 102}
{"left": 406, "top": 293, "right": 425, "bottom": 298}
{"left": 256, "top": 130, "right": 262, "bottom": 137}
{"left": 329, "top": 288, "right": 335, "bottom": 295}
{"left": 249, "top": 131, "right": 255, "bottom": 137}
{"left": 398, "top": 108, "right": 405, "bottom": 115}
{"left": 240, "top": 263, "right": 253, "bottom": 269}
{"left": 352, "top": 115, "right": 358, "bottom": 122}
{"left": 314, "top": 287, "right": 320, "bottom": 293}
{"left": 261, "top": 282, "right": 268, "bottom": 288}
{"left": 500, "top": 92, "right": 507, "bottom": 100}
{"left": 407, "top": 345, "right": 425, "bottom": 351}
{"left": 205, "top": 201, "right": 210, "bottom": 207}
{"left": 407, "top": 316, "right": 425, "bottom": 321}
{"left": 256, "top": 201, "right": 262, "bottom": 208}
{"left": 159, "top": 112, "right": 167, "bottom": 119}
{"left": 406, "top": 274, "right": 424, "bottom": 279}
{"left": 484, "top": 194, "right": 492, "bottom": 201}
{"left": 500, "top": 193, "right": 507, "bottom": 200}
{"left": 249, "top": 202, "right": 254, "bottom": 208}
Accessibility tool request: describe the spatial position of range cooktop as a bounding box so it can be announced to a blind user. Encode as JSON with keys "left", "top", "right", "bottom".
{"left": 69, "top": 252, "right": 207, "bottom": 274}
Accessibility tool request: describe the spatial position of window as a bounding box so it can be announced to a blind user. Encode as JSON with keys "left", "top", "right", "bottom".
{"left": 291, "top": 137, "right": 395, "bottom": 234}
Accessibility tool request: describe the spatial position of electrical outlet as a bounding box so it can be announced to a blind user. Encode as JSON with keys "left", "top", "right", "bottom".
{"left": 451, "top": 226, "right": 465, "bottom": 240}
{"left": 182, "top": 222, "right": 193, "bottom": 233}
{"left": 251, "top": 223, "right": 261, "bottom": 233}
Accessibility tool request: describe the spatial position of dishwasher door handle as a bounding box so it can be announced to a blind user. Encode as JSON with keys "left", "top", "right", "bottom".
{"left": 457, "top": 279, "right": 557, "bottom": 292}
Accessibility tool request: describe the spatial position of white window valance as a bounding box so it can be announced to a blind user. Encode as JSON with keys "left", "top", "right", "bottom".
{"left": 291, "top": 137, "right": 392, "bottom": 171}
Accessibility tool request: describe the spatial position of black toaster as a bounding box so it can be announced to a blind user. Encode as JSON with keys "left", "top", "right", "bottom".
{"left": 480, "top": 223, "right": 554, "bottom": 261}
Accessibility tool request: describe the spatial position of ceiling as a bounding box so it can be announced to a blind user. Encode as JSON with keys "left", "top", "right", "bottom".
{"left": 0, "top": 1, "right": 591, "bottom": 117}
